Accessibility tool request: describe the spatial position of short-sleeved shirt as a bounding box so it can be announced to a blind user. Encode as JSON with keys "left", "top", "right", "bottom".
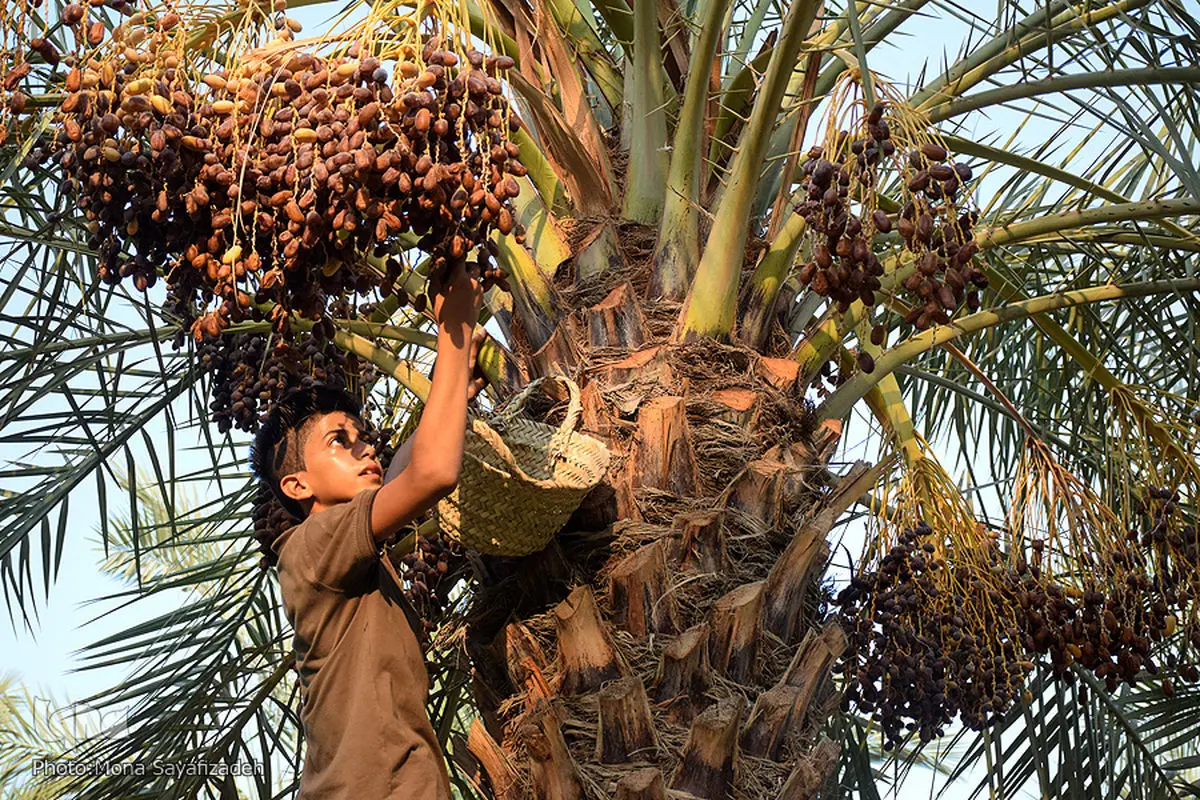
{"left": 272, "top": 487, "right": 452, "bottom": 799}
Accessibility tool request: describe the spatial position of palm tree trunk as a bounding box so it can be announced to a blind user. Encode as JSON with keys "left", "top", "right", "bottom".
{"left": 463, "top": 263, "right": 870, "bottom": 798}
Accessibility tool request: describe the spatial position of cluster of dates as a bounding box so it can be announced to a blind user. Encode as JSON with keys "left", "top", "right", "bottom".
{"left": 26, "top": 16, "right": 522, "bottom": 341}
{"left": 837, "top": 523, "right": 1029, "bottom": 749}
{"left": 5, "top": 0, "right": 524, "bottom": 439}
{"left": 839, "top": 501, "right": 1200, "bottom": 750}
{"left": 795, "top": 102, "right": 989, "bottom": 373}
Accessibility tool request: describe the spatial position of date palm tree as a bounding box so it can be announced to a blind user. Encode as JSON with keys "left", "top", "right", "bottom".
{"left": 1, "top": 0, "right": 1199, "bottom": 798}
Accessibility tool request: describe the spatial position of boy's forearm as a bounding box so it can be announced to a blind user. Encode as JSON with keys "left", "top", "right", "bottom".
{"left": 406, "top": 322, "right": 473, "bottom": 485}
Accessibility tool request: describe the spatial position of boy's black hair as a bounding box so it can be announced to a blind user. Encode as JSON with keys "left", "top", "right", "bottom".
{"left": 249, "top": 385, "right": 365, "bottom": 523}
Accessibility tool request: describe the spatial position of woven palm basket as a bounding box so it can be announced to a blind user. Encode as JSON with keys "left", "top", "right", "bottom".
{"left": 436, "top": 375, "right": 612, "bottom": 556}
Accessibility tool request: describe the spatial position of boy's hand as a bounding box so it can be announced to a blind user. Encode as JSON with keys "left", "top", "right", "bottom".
{"left": 423, "top": 327, "right": 491, "bottom": 403}
{"left": 429, "top": 260, "right": 484, "bottom": 332}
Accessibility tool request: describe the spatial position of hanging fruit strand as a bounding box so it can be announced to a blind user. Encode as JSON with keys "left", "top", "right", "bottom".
{"left": 11, "top": 0, "right": 523, "bottom": 426}
{"left": 841, "top": 435, "right": 1200, "bottom": 748}
{"left": 795, "top": 71, "right": 985, "bottom": 387}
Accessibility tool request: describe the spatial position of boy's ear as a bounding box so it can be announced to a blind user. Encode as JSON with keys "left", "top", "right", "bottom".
{"left": 279, "top": 471, "right": 314, "bottom": 504}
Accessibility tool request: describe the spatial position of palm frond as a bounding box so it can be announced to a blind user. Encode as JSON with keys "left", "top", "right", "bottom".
{"left": 0, "top": 673, "right": 106, "bottom": 800}
{"left": 941, "top": 666, "right": 1200, "bottom": 799}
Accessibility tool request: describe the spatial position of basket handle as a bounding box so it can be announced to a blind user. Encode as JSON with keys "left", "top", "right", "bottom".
{"left": 464, "top": 376, "right": 583, "bottom": 474}
{"left": 465, "top": 416, "right": 575, "bottom": 489}
{"left": 495, "top": 376, "right": 577, "bottom": 421}
{"left": 467, "top": 416, "right": 523, "bottom": 473}
{"left": 546, "top": 377, "right": 583, "bottom": 459}
{"left": 494, "top": 376, "right": 582, "bottom": 451}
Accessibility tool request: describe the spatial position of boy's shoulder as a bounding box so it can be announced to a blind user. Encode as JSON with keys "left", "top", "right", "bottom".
{"left": 271, "top": 489, "right": 377, "bottom": 557}
{"left": 272, "top": 488, "right": 385, "bottom": 595}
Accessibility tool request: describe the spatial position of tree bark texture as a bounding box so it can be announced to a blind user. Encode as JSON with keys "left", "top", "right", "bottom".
{"left": 614, "top": 768, "right": 667, "bottom": 800}
{"left": 522, "top": 701, "right": 584, "bottom": 800}
{"left": 628, "top": 394, "right": 700, "bottom": 495}
{"left": 653, "top": 621, "right": 711, "bottom": 722}
{"left": 707, "top": 387, "right": 761, "bottom": 427}
{"left": 672, "top": 509, "right": 729, "bottom": 574}
{"left": 467, "top": 717, "right": 519, "bottom": 800}
{"left": 598, "top": 345, "right": 673, "bottom": 385}
{"left": 587, "top": 282, "right": 647, "bottom": 349}
{"left": 670, "top": 698, "right": 744, "bottom": 800}
{"left": 595, "top": 677, "right": 658, "bottom": 763}
{"left": 553, "top": 585, "right": 625, "bottom": 695}
{"left": 709, "top": 581, "right": 765, "bottom": 683}
{"left": 465, "top": 332, "right": 861, "bottom": 800}
{"left": 609, "top": 539, "right": 679, "bottom": 636}
{"left": 765, "top": 462, "right": 875, "bottom": 643}
{"left": 778, "top": 738, "right": 841, "bottom": 799}
{"left": 531, "top": 319, "right": 581, "bottom": 378}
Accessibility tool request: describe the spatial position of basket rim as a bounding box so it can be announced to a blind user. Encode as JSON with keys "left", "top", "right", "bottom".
{"left": 462, "top": 417, "right": 611, "bottom": 491}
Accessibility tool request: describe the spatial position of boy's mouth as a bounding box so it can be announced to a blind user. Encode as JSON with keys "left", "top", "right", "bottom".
{"left": 359, "top": 464, "right": 383, "bottom": 478}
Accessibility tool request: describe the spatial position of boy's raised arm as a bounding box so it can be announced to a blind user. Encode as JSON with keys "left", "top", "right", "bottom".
{"left": 384, "top": 433, "right": 417, "bottom": 483}
{"left": 383, "top": 329, "right": 489, "bottom": 483}
{"left": 370, "top": 262, "right": 483, "bottom": 543}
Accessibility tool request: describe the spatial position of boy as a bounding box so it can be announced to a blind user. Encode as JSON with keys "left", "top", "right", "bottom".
{"left": 249, "top": 261, "right": 485, "bottom": 799}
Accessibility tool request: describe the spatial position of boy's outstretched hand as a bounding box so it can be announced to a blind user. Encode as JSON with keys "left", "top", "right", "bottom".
{"left": 429, "top": 260, "right": 484, "bottom": 333}
{"left": 427, "top": 261, "right": 490, "bottom": 401}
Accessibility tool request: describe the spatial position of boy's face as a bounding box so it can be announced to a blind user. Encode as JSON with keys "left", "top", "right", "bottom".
{"left": 279, "top": 411, "right": 383, "bottom": 515}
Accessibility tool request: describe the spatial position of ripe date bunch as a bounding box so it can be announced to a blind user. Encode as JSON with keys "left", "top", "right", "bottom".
{"left": 6, "top": 0, "right": 522, "bottom": 443}
{"left": 836, "top": 522, "right": 1029, "bottom": 749}
{"left": 396, "top": 533, "right": 468, "bottom": 629}
{"left": 197, "top": 322, "right": 374, "bottom": 434}
{"left": 838, "top": 503, "right": 1200, "bottom": 750}
{"left": 794, "top": 90, "right": 989, "bottom": 374}
{"left": 11, "top": 0, "right": 521, "bottom": 353}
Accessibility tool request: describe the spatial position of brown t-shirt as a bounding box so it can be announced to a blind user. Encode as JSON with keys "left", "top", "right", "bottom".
{"left": 273, "top": 487, "right": 452, "bottom": 800}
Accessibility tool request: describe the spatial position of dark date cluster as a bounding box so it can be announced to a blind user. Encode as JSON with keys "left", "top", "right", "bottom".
{"left": 837, "top": 522, "right": 1029, "bottom": 749}
{"left": 839, "top": 501, "right": 1200, "bottom": 750}
{"left": 396, "top": 533, "right": 468, "bottom": 630}
{"left": 1015, "top": 549, "right": 1192, "bottom": 696}
{"left": 197, "top": 324, "right": 375, "bottom": 434}
{"left": 795, "top": 102, "right": 989, "bottom": 372}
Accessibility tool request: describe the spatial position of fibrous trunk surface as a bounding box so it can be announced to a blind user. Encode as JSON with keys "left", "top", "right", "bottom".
{"left": 462, "top": 235, "right": 855, "bottom": 799}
